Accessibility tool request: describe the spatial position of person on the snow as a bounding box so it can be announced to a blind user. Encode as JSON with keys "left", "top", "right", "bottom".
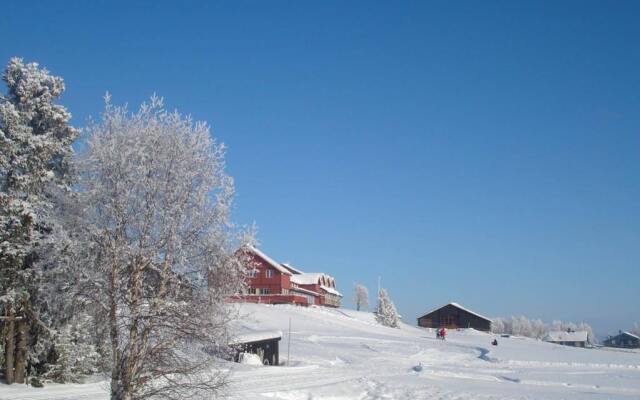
{"left": 439, "top": 327, "right": 446, "bottom": 340}
{"left": 492, "top": 339, "right": 498, "bottom": 346}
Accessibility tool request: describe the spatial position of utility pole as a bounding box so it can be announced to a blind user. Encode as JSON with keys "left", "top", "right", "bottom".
{"left": 287, "top": 317, "right": 291, "bottom": 366}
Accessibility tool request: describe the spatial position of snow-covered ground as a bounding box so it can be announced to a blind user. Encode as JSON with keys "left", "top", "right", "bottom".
{"left": 2, "top": 304, "right": 639, "bottom": 399}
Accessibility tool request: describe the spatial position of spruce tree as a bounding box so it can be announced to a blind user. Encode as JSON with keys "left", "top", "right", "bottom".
{"left": 375, "top": 288, "right": 400, "bottom": 328}
{"left": 0, "top": 58, "right": 78, "bottom": 383}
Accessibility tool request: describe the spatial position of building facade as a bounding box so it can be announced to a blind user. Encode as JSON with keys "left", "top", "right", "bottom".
{"left": 234, "top": 246, "right": 342, "bottom": 307}
{"left": 544, "top": 330, "right": 588, "bottom": 347}
{"left": 417, "top": 302, "right": 492, "bottom": 331}
{"left": 603, "top": 331, "right": 640, "bottom": 349}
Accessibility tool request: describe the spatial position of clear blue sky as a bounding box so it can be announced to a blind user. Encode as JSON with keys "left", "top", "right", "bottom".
{"left": 3, "top": 1, "right": 638, "bottom": 335}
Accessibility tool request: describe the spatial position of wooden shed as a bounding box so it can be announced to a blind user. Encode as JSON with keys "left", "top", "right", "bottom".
{"left": 230, "top": 330, "right": 282, "bottom": 366}
{"left": 417, "top": 302, "right": 492, "bottom": 332}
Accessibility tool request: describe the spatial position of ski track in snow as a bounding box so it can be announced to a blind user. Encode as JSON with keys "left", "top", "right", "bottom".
{"left": 2, "top": 304, "right": 640, "bottom": 400}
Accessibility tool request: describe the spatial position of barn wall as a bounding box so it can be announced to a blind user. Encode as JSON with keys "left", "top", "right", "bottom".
{"left": 417, "top": 304, "right": 491, "bottom": 331}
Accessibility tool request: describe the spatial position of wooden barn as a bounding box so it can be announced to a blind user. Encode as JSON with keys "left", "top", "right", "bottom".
{"left": 417, "top": 302, "right": 492, "bottom": 332}
{"left": 230, "top": 330, "right": 282, "bottom": 366}
{"left": 603, "top": 331, "right": 640, "bottom": 349}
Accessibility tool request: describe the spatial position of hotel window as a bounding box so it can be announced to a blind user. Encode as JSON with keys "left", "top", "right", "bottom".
{"left": 248, "top": 269, "right": 258, "bottom": 278}
{"left": 266, "top": 269, "right": 274, "bottom": 278}
{"left": 262, "top": 288, "right": 271, "bottom": 294}
{"left": 247, "top": 288, "right": 257, "bottom": 295}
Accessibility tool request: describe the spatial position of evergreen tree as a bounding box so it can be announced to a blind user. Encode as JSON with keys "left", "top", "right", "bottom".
{"left": 0, "top": 58, "right": 78, "bottom": 384}
{"left": 375, "top": 288, "right": 400, "bottom": 328}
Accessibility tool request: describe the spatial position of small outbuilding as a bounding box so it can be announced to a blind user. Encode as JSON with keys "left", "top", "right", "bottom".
{"left": 417, "top": 302, "right": 492, "bottom": 332}
{"left": 603, "top": 331, "right": 640, "bottom": 349}
{"left": 230, "top": 330, "right": 282, "bottom": 366}
{"left": 544, "top": 330, "right": 588, "bottom": 348}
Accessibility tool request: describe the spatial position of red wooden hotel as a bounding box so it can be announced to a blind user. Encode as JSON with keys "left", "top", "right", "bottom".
{"left": 235, "top": 246, "right": 342, "bottom": 307}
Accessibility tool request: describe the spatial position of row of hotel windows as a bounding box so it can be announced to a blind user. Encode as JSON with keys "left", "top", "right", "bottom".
{"left": 248, "top": 269, "right": 274, "bottom": 278}
{"left": 247, "top": 287, "right": 273, "bottom": 295}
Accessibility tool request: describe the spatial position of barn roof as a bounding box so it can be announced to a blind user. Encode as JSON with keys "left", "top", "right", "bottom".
{"left": 246, "top": 246, "right": 292, "bottom": 276}
{"left": 545, "top": 330, "right": 588, "bottom": 343}
{"left": 618, "top": 331, "right": 640, "bottom": 340}
{"left": 417, "top": 302, "right": 492, "bottom": 322}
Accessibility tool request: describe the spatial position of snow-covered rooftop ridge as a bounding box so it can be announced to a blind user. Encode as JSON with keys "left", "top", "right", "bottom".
{"left": 230, "top": 329, "right": 283, "bottom": 345}
{"left": 281, "top": 263, "right": 304, "bottom": 275}
{"left": 320, "top": 285, "right": 343, "bottom": 297}
{"left": 545, "top": 330, "right": 588, "bottom": 343}
{"left": 247, "top": 245, "right": 292, "bottom": 275}
{"left": 418, "top": 302, "right": 492, "bottom": 322}
{"left": 620, "top": 331, "right": 640, "bottom": 340}
{"left": 290, "top": 272, "right": 324, "bottom": 285}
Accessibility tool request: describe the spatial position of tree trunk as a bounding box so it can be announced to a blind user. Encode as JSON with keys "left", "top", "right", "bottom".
{"left": 4, "top": 307, "right": 15, "bottom": 384}
{"left": 14, "top": 318, "right": 27, "bottom": 384}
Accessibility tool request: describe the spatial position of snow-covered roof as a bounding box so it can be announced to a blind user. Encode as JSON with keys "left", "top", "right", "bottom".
{"left": 613, "top": 331, "right": 640, "bottom": 340}
{"left": 545, "top": 331, "right": 588, "bottom": 343}
{"left": 320, "top": 285, "right": 343, "bottom": 297}
{"left": 246, "top": 246, "right": 291, "bottom": 275}
{"left": 230, "top": 329, "right": 283, "bottom": 345}
{"left": 623, "top": 331, "right": 640, "bottom": 340}
{"left": 417, "top": 302, "right": 492, "bottom": 322}
{"left": 290, "top": 272, "right": 324, "bottom": 285}
{"left": 281, "top": 263, "right": 304, "bottom": 275}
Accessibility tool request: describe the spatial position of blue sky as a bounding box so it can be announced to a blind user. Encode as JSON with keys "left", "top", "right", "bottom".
{"left": 2, "top": 1, "right": 638, "bottom": 335}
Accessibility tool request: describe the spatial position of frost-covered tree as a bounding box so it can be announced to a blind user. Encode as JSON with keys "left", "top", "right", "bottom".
{"left": 78, "top": 95, "right": 251, "bottom": 400}
{"left": 375, "top": 288, "right": 399, "bottom": 328}
{"left": 491, "top": 317, "right": 506, "bottom": 334}
{"left": 353, "top": 283, "right": 369, "bottom": 311}
{"left": 42, "top": 315, "right": 99, "bottom": 383}
{"left": 0, "top": 58, "right": 78, "bottom": 384}
{"left": 578, "top": 322, "right": 597, "bottom": 345}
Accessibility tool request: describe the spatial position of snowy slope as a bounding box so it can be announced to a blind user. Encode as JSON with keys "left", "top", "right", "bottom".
{"left": 2, "top": 304, "right": 639, "bottom": 400}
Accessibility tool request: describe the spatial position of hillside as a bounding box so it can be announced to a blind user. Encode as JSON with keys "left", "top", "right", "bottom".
{"left": 2, "top": 304, "right": 639, "bottom": 400}
{"left": 228, "top": 304, "right": 640, "bottom": 399}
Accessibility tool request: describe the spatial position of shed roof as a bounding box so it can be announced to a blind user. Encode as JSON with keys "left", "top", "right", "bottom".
{"left": 545, "top": 330, "right": 588, "bottom": 343}
{"left": 246, "top": 246, "right": 292, "bottom": 275}
{"left": 230, "top": 329, "right": 283, "bottom": 345}
{"left": 418, "top": 302, "right": 492, "bottom": 322}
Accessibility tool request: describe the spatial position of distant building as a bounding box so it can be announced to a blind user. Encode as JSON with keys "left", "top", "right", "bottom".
{"left": 603, "top": 331, "right": 640, "bottom": 349}
{"left": 417, "top": 302, "right": 492, "bottom": 332}
{"left": 233, "top": 246, "right": 342, "bottom": 307}
{"left": 544, "top": 330, "right": 588, "bottom": 348}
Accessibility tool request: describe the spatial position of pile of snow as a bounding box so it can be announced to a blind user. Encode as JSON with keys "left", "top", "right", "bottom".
{"left": 238, "top": 352, "right": 263, "bottom": 366}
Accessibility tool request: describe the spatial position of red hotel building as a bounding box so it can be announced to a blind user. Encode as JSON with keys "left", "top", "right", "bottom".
{"left": 236, "top": 246, "right": 342, "bottom": 307}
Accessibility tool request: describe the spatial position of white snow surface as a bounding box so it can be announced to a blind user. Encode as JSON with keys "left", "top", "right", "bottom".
{"left": 2, "top": 304, "right": 640, "bottom": 400}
